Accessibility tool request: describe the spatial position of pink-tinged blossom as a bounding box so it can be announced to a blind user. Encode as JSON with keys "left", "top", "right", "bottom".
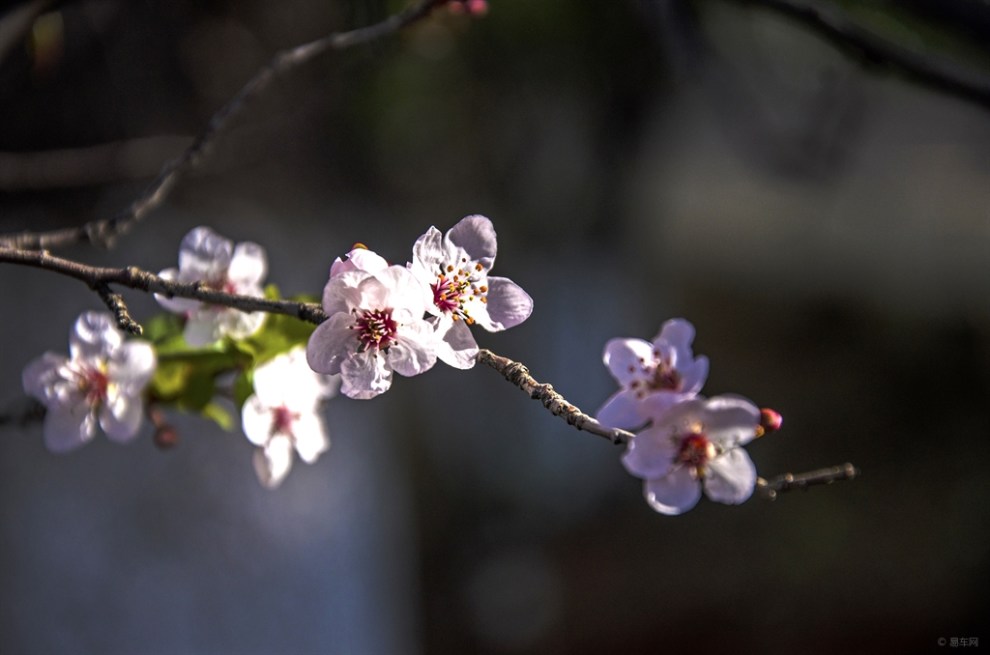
{"left": 22, "top": 311, "right": 156, "bottom": 453}
{"left": 306, "top": 265, "right": 438, "bottom": 399}
{"left": 596, "top": 318, "right": 709, "bottom": 429}
{"left": 329, "top": 245, "right": 388, "bottom": 278}
{"left": 622, "top": 395, "right": 760, "bottom": 515}
{"left": 408, "top": 215, "right": 533, "bottom": 369}
{"left": 156, "top": 226, "right": 268, "bottom": 347}
{"left": 241, "top": 347, "right": 338, "bottom": 488}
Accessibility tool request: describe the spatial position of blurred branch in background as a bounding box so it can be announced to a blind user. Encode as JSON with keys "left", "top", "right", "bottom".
{"left": 0, "top": 136, "right": 192, "bottom": 190}
{"left": 726, "top": 0, "right": 990, "bottom": 109}
{"left": 0, "top": 0, "right": 447, "bottom": 252}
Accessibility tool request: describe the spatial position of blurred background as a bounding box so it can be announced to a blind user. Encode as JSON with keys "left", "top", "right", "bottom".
{"left": 1, "top": 1, "right": 988, "bottom": 653}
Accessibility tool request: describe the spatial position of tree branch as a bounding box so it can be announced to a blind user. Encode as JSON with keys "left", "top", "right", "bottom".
{"left": 0, "top": 0, "right": 448, "bottom": 251}
{"left": 0, "top": 246, "right": 328, "bottom": 333}
{"left": 726, "top": 0, "right": 990, "bottom": 110}
{"left": 756, "top": 462, "right": 860, "bottom": 499}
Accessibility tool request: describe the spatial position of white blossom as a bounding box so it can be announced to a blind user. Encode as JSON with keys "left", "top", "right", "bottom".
{"left": 596, "top": 318, "right": 709, "bottom": 430}
{"left": 22, "top": 311, "right": 156, "bottom": 453}
{"left": 241, "top": 347, "right": 338, "bottom": 488}
{"left": 408, "top": 215, "right": 533, "bottom": 369}
{"left": 156, "top": 226, "right": 268, "bottom": 346}
{"left": 622, "top": 395, "right": 760, "bottom": 515}
{"left": 306, "top": 264, "right": 438, "bottom": 399}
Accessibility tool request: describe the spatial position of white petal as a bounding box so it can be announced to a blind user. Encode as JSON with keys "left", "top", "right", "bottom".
{"left": 154, "top": 268, "right": 203, "bottom": 314}
{"left": 43, "top": 403, "right": 96, "bottom": 453}
{"left": 340, "top": 352, "right": 392, "bottom": 399}
{"left": 376, "top": 265, "right": 432, "bottom": 315}
{"left": 477, "top": 277, "right": 533, "bottom": 331}
{"left": 217, "top": 306, "right": 266, "bottom": 340}
{"left": 704, "top": 448, "right": 757, "bottom": 505}
{"left": 330, "top": 248, "right": 389, "bottom": 277}
{"left": 602, "top": 338, "right": 654, "bottom": 387}
{"left": 389, "top": 321, "right": 438, "bottom": 377}
{"left": 292, "top": 411, "right": 329, "bottom": 463}
{"left": 241, "top": 395, "right": 272, "bottom": 446}
{"left": 228, "top": 241, "right": 268, "bottom": 286}
{"left": 643, "top": 466, "right": 702, "bottom": 515}
{"left": 446, "top": 215, "right": 497, "bottom": 270}
{"left": 595, "top": 391, "right": 642, "bottom": 430}
{"left": 69, "top": 311, "right": 122, "bottom": 361}
{"left": 701, "top": 395, "right": 760, "bottom": 448}
{"left": 434, "top": 320, "right": 479, "bottom": 369}
{"left": 306, "top": 313, "right": 357, "bottom": 375}
{"left": 655, "top": 319, "right": 696, "bottom": 355}
{"left": 411, "top": 226, "right": 446, "bottom": 272}
{"left": 678, "top": 356, "right": 709, "bottom": 396}
{"left": 22, "top": 353, "right": 68, "bottom": 404}
{"left": 639, "top": 391, "right": 692, "bottom": 423}
{"left": 621, "top": 425, "right": 679, "bottom": 480}
{"left": 178, "top": 226, "right": 232, "bottom": 280}
{"left": 100, "top": 392, "right": 144, "bottom": 442}
{"left": 321, "top": 270, "right": 369, "bottom": 315}
{"left": 253, "top": 348, "right": 333, "bottom": 407}
{"left": 253, "top": 435, "right": 294, "bottom": 489}
{"left": 183, "top": 315, "right": 223, "bottom": 347}
{"left": 108, "top": 341, "right": 156, "bottom": 391}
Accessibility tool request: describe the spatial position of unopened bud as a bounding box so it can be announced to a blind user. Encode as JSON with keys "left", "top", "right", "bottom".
{"left": 756, "top": 408, "right": 783, "bottom": 438}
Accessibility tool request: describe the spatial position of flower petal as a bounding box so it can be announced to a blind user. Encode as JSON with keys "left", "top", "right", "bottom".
{"left": 678, "top": 356, "right": 709, "bottom": 396}
{"left": 69, "top": 311, "right": 122, "bottom": 361}
{"left": 704, "top": 448, "right": 757, "bottom": 505}
{"left": 447, "top": 215, "right": 497, "bottom": 270}
{"left": 100, "top": 393, "right": 144, "bottom": 443}
{"left": 434, "top": 319, "right": 479, "bottom": 369}
{"left": 602, "top": 338, "right": 654, "bottom": 386}
{"left": 228, "top": 241, "right": 268, "bottom": 286}
{"left": 292, "top": 411, "right": 329, "bottom": 463}
{"left": 340, "top": 352, "right": 392, "bottom": 399}
{"left": 596, "top": 390, "right": 642, "bottom": 430}
{"left": 622, "top": 424, "right": 680, "bottom": 479}
{"left": 306, "top": 313, "right": 357, "bottom": 375}
{"left": 478, "top": 277, "right": 533, "bottom": 331}
{"left": 183, "top": 315, "right": 223, "bottom": 347}
{"left": 411, "top": 226, "right": 445, "bottom": 272}
{"left": 178, "top": 226, "right": 232, "bottom": 281}
{"left": 389, "top": 320, "right": 438, "bottom": 377}
{"left": 655, "top": 319, "right": 696, "bottom": 357}
{"left": 643, "top": 466, "right": 702, "bottom": 515}
{"left": 241, "top": 394, "right": 271, "bottom": 446}
{"left": 253, "top": 435, "right": 294, "bottom": 489}
{"left": 43, "top": 403, "right": 96, "bottom": 453}
{"left": 331, "top": 248, "right": 389, "bottom": 277}
{"left": 701, "top": 395, "right": 760, "bottom": 448}
{"left": 108, "top": 342, "right": 156, "bottom": 390}
{"left": 217, "top": 306, "right": 266, "bottom": 340}
{"left": 22, "top": 353, "right": 68, "bottom": 405}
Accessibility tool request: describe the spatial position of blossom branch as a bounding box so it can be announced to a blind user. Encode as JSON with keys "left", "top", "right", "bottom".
{"left": 0, "top": 246, "right": 328, "bottom": 334}
{"left": 729, "top": 0, "right": 990, "bottom": 110}
{"left": 0, "top": 0, "right": 447, "bottom": 251}
{"left": 477, "top": 348, "right": 642, "bottom": 447}
{"left": 756, "top": 462, "right": 860, "bottom": 499}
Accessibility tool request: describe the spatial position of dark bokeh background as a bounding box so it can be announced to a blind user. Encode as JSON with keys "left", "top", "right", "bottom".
{"left": 2, "top": 1, "right": 988, "bottom": 653}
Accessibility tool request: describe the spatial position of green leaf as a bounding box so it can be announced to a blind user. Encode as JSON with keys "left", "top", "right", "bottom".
{"left": 200, "top": 401, "right": 235, "bottom": 431}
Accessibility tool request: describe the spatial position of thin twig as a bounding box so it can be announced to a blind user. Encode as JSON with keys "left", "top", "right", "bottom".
{"left": 0, "top": 0, "right": 447, "bottom": 251}
{"left": 756, "top": 462, "right": 859, "bottom": 500}
{"left": 728, "top": 0, "right": 990, "bottom": 110}
{"left": 477, "top": 348, "right": 638, "bottom": 446}
{"left": 0, "top": 247, "right": 328, "bottom": 332}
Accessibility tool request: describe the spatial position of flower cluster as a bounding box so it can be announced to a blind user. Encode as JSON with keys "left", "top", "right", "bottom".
{"left": 598, "top": 319, "right": 772, "bottom": 515}
{"left": 23, "top": 312, "right": 156, "bottom": 452}
{"left": 307, "top": 214, "right": 533, "bottom": 398}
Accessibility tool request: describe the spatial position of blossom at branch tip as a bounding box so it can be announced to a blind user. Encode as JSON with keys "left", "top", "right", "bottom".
{"left": 242, "top": 347, "right": 338, "bottom": 488}
{"left": 622, "top": 395, "right": 760, "bottom": 515}
{"left": 156, "top": 226, "right": 268, "bottom": 347}
{"left": 596, "top": 318, "right": 709, "bottom": 429}
{"left": 306, "top": 264, "right": 438, "bottom": 399}
{"left": 408, "top": 215, "right": 533, "bottom": 369}
{"left": 22, "top": 311, "right": 156, "bottom": 453}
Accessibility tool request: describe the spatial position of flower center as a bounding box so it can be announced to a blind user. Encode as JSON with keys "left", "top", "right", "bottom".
{"left": 353, "top": 308, "right": 398, "bottom": 352}
{"left": 431, "top": 260, "right": 487, "bottom": 324}
{"left": 677, "top": 432, "right": 717, "bottom": 478}
{"left": 80, "top": 365, "right": 109, "bottom": 406}
{"left": 271, "top": 405, "right": 298, "bottom": 437}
